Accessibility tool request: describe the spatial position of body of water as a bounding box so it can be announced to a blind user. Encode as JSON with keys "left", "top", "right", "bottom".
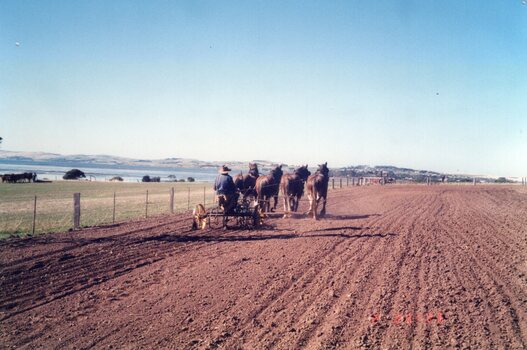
{"left": 0, "top": 162, "right": 219, "bottom": 182}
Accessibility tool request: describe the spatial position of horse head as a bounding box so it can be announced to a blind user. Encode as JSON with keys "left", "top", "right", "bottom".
{"left": 295, "top": 164, "right": 311, "bottom": 182}
{"left": 271, "top": 165, "right": 283, "bottom": 182}
{"left": 317, "top": 162, "right": 329, "bottom": 177}
{"left": 248, "top": 163, "right": 259, "bottom": 177}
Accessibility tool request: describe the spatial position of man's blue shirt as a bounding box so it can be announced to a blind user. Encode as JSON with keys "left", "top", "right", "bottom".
{"left": 214, "top": 174, "right": 236, "bottom": 195}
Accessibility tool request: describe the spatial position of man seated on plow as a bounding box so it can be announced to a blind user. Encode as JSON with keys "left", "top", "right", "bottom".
{"left": 214, "top": 165, "right": 239, "bottom": 214}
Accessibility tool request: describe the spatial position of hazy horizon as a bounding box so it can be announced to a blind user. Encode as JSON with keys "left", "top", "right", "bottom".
{"left": 1, "top": 1, "right": 526, "bottom": 177}
{"left": 0, "top": 148, "right": 519, "bottom": 178}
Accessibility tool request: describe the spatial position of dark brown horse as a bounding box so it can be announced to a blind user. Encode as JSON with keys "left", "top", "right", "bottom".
{"left": 233, "top": 163, "right": 259, "bottom": 200}
{"left": 305, "top": 162, "right": 329, "bottom": 220}
{"left": 280, "top": 165, "right": 311, "bottom": 218}
{"left": 255, "top": 165, "right": 283, "bottom": 213}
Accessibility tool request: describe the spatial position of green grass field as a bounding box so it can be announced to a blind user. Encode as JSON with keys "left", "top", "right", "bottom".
{"left": 0, "top": 180, "right": 216, "bottom": 238}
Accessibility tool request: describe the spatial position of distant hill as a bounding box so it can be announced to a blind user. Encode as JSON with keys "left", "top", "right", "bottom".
{"left": 0, "top": 150, "right": 506, "bottom": 182}
{"left": 330, "top": 165, "right": 500, "bottom": 183}
{"left": 0, "top": 150, "right": 284, "bottom": 172}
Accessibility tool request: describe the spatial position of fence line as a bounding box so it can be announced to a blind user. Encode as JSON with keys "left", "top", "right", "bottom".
{"left": 4, "top": 176, "right": 520, "bottom": 237}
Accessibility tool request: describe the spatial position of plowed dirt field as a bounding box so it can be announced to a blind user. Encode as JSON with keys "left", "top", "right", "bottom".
{"left": 1, "top": 185, "right": 526, "bottom": 349}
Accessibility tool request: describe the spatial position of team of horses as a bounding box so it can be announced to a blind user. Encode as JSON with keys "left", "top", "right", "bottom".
{"left": 234, "top": 162, "right": 329, "bottom": 220}
{"left": 0, "top": 172, "right": 36, "bottom": 183}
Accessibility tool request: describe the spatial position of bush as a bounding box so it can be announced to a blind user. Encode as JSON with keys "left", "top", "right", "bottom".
{"left": 142, "top": 175, "right": 160, "bottom": 182}
{"left": 187, "top": 177, "right": 195, "bottom": 182}
{"left": 178, "top": 179, "right": 186, "bottom": 182}
{"left": 167, "top": 175, "right": 177, "bottom": 182}
{"left": 63, "top": 169, "right": 86, "bottom": 180}
{"left": 110, "top": 176, "right": 123, "bottom": 182}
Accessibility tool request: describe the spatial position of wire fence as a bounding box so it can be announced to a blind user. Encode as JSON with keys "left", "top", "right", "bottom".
{"left": 0, "top": 182, "right": 219, "bottom": 238}
{"left": 3, "top": 175, "right": 498, "bottom": 238}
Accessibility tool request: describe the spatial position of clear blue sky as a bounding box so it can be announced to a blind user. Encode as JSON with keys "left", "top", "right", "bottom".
{"left": 1, "top": 1, "right": 526, "bottom": 176}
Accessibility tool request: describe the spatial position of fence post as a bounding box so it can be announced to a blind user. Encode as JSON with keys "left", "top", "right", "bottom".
{"left": 112, "top": 192, "right": 116, "bottom": 223}
{"left": 340, "top": 178, "right": 342, "bottom": 188}
{"left": 145, "top": 190, "right": 149, "bottom": 218}
{"left": 352, "top": 177, "right": 355, "bottom": 186}
{"left": 473, "top": 178, "right": 476, "bottom": 186}
{"left": 32, "top": 195, "right": 37, "bottom": 235}
{"left": 170, "top": 187, "right": 174, "bottom": 214}
{"left": 332, "top": 178, "right": 335, "bottom": 189}
{"left": 73, "top": 193, "right": 81, "bottom": 230}
{"left": 187, "top": 188, "right": 190, "bottom": 210}
{"left": 346, "top": 177, "right": 349, "bottom": 186}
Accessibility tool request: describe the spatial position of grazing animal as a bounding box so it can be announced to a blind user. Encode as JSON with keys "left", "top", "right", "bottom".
{"left": 233, "top": 163, "right": 260, "bottom": 200}
{"left": 0, "top": 172, "right": 35, "bottom": 183}
{"left": 305, "top": 162, "right": 329, "bottom": 220}
{"left": 255, "top": 165, "right": 283, "bottom": 213}
{"left": 280, "top": 165, "right": 311, "bottom": 218}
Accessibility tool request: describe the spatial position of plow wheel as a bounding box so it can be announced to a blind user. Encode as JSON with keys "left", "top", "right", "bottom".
{"left": 209, "top": 207, "right": 225, "bottom": 229}
{"left": 192, "top": 204, "right": 208, "bottom": 230}
{"left": 253, "top": 204, "right": 263, "bottom": 227}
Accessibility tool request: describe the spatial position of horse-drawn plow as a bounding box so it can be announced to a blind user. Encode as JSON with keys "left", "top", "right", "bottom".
{"left": 191, "top": 197, "right": 262, "bottom": 230}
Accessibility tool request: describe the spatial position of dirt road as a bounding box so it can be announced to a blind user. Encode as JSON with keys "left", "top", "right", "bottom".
{"left": 1, "top": 185, "right": 526, "bottom": 349}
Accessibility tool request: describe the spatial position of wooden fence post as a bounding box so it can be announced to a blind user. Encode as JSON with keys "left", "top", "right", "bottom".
{"left": 73, "top": 193, "right": 81, "bottom": 230}
{"left": 346, "top": 177, "right": 349, "bottom": 186}
{"left": 32, "top": 195, "right": 37, "bottom": 235}
{"left": 352, "top": 177, "right": 355, "bottom": 186}
{"left": 340, "top": 178, "right": 342, "bottom": 188}
{"left": 112, "top": 192, "right": 116, "bottom": 223}
{"left": 170, "top": 187, "right": 174, "bottom": 214}
{"left": 332, "top": 178, "right": 335, "bottom": 189}
{"left": 145, "top": 190, "right": 149, "bottom": 218}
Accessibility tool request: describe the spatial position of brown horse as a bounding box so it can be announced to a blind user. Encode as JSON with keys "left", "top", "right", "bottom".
{"left": 305, "top": 162, "right": 329, "bottom": 220}
{"left": 255, "top": 165, "right": 283, "bottom": 213}
{"left": 233, "top": 163, "right": 259, "bottom": 200}
{"left": 280, "top": 165, "right": 311, "bottom": 218}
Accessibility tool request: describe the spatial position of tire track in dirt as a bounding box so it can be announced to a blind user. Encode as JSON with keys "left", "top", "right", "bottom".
{"left": 199, "top": 194, "right": 372, "bottom": 348}
{"left": 294, "top": 193, "right": 428, "bottom": 349}
{"left": 0, "top": 214, "right": 191, "bottom": 267}
{"left": 1, "top": 185, "right": 526, "bottom": 349}
{"left": 336, "top": 191, "right": 440, "bottom": 349}
{"left": 0, "top": 216, "right": 262, "bottom": 322}
{"left": 196, "top": 189, "right": 400, "bottom": 348}
{"left": 214, "top": 190, "right": 420, "bottom": 345}
{"left": 439, "top": 190, "right": 527, "bottom": 348}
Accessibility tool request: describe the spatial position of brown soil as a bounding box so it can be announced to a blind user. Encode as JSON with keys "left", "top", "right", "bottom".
{"left": 1, "top": 185, "right": 526, "bottom": 349}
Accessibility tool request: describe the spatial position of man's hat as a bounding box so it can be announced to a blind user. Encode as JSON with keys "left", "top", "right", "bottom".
{"left": 219, "top": 165, "right": 231, "bottom": 174}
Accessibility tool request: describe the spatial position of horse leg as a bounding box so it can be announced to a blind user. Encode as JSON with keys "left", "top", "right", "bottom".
{"left": 289, "top": 196, "right": 295, "bottom": 217}
{"left": 282, "top": 195, "right": 289, "bottom": 218}
{"left": 257, "top": 194, "right": 265, "bottom": 217}
{"left": 320, "top": 195, "right": 327, "bottom": 217}
{"left": 312, "top": 194, "right": 319, "bottom": 220}
{"left": 305, "top": 192, "right": 313, "bottom": 216}
{"left": 263, "top": 195, "right": 269, "bottom": 213}
{"left": 297, "top": 196, "right": 301, "bottom": 212}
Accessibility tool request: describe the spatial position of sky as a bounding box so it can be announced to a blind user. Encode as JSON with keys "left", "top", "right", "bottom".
{"left": 1, "top": 1, "right": 526, "bottom": 176}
